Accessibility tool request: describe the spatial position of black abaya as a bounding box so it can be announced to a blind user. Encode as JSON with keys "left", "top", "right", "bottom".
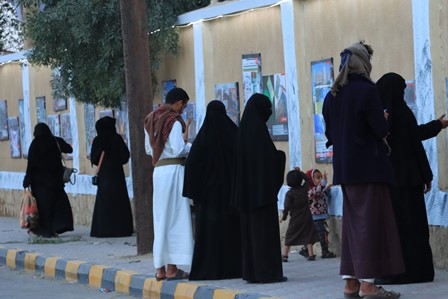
{"left": 90, "top": 117, "right": 133, "bottom": 238}
{"left": 23, "top": 123, "right": 74, "bottom": 237}
{"left": 376, "top": 73, "right": 442, "bottom": 284}
{"left": 183, "top": 100, "right": 242, "bottom": 280}
{"left": 231, "top": 93, "right": 286, "bottom": 283}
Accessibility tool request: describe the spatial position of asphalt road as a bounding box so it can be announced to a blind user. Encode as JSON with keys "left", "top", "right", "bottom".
{"left": 0, "top": 264, "right": 135, "bottom": 299}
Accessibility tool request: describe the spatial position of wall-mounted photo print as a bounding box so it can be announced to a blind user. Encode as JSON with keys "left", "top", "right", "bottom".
{"left": 215, "top": 82, "right": 240, "bottom": 125}
{"left": 61, "top": 113, "right": 73, "bottom": 160}
{"left": 36, "top": 96, "right": 47, "bottom": 124}
{"left": 311, "top": 58, "right": 334, "bottom": 163}
{"left": 0, "top": 99, "right": 9, "bottom": 140}
{"left": 262, "top": 73, "right": 288, "bottom": 141}
{"left": 242, "top": 53, "right": 262, "bottom": 106}
{"left": 8, "top": 116, "right": 21, "bottom": 158}
{"left": 47, "top": 114, "right": 61, "bottom": 137}
{"left": 84, "top": 103, "right": 96, "bottom": 158}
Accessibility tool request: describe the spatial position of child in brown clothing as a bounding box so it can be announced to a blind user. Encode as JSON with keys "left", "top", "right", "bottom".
{"left": 281, "top": 167, "right": 320, "bottom": 262}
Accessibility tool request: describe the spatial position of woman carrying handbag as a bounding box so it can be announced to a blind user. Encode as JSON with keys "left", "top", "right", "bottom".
{"left": 90, "top": 116, "right": 134, "bottom": 238}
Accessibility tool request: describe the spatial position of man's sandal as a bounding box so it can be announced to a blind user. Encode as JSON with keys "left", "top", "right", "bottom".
{"left": 282, "top": 255, "right": 288, "bottom": 262}
{"left": 359, "top": 286, "right": 400, "bottom": 298}
{"left": 154, "top": 272, "right": 166, "bottom": 281}
{"left": 166, "top": 269, "right": 189, "bottom": 281}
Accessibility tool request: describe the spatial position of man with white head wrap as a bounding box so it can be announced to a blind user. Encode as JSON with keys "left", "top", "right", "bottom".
{"left": 323, "top": 41, "right": 404, "bottom": 299}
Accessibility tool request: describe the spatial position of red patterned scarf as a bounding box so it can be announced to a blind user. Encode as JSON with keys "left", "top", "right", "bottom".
{"left": 144, "top": 105, "right": 186, "bottom": 165}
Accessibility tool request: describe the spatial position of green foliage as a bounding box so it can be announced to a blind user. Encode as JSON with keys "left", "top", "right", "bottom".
{"left": 18, "top": 0, "right": 209, "bottom": 108}
{"left": 0, "top": 0, "right": 24, "bottom": 53}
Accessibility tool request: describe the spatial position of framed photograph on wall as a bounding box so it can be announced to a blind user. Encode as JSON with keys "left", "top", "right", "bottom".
{"left": 84, "top": 103, "right": 96, "bottom": 158}
{"left": 99, "top": 109, "right": 114, "bottom": 119}
{"left": 61, "top": 113, "right": 73, "bottom": 160}
{"left": 53, "top": 97, "right": 67, "bottom": 112}
{"left": 242, "top": 53, "right": 262, "bottom": 106}
{"left": 162, "top": 80, "right": 176, "bottom": 103}
{"left": 262, "top": 73, "right": 289, "bottom": 141}
{"left": 47, "top": 114, "right": 61, "bottom": 137}
{"left": 0, "top": 99, "right": 9, "bottom": 140}
{"left": 18, "top": 99, "right": 27, "bottom": 158}
{"left": 8, "top": 116, "right": 21, "bottom": 158}
{"left": 215, "top": 82, "right": 241, "bottom": 125}
{"left": 36, "top": 96, "right": 47, "bottom": 124}
{"left": 115, "top": 101, "right": 129, "bottom": 145}
{"left": 181, "top": 103, "right": 197, "bottom": 143}
{"left": 311, "top": 58, "right": 334, "bottom": 163}
{"left": 405, "top": 80, "right": 417, "bottom": 117}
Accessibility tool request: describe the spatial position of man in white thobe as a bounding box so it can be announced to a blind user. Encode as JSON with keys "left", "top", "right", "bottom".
{"left": 144, "top": 87, "right": 193, "bottom": 280}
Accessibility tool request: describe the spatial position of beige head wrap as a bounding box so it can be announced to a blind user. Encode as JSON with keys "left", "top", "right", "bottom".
{"left": 331, "top": 42, "right": 373, "bottom": 96}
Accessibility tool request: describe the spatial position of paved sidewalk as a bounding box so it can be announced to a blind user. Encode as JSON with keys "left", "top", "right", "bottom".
{"left": 1, "top": 216, "right": 447, "bottom": 299}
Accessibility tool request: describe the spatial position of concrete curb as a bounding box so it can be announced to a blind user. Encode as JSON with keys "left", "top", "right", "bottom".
{"left": 0, "top": 246, "right": 282, "bottom": 299}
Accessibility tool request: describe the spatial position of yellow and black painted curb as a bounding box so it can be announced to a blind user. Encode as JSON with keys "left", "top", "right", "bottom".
{"left": 0, "top": 246, "right": 281, "bottom": 299}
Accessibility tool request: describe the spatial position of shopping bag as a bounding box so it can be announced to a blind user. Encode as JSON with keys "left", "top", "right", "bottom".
{"left": 20, "top": 189, "right": 39, "bottom": 230}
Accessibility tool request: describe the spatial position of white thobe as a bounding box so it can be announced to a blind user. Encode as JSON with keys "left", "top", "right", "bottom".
{"left": 145, "top": 121, "right": 193, "bottom": 268}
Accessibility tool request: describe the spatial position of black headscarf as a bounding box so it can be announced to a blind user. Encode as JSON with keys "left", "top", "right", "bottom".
{"left": 183, "top": 100, "right": 237, "bottom": 207}
{"left": 376, "top": 72, "right": 436, "bottom": 185}
{"left": 230, "top": 93, "right": 286, "bottom": 211}
{"left": 91, "top": 116, "right": 125, "bottom": 166}
{"left": 31, "top": 122, "right": 60, "bottom": 158}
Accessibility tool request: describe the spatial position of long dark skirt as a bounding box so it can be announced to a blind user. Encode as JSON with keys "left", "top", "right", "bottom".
{"left": 378, "top": 185, "right": 434, "bottom": 284}
{"left": 240, "top": 202, "right": 284, "bottom": 283}
{"left": 189, "top": 201, "right": 242, "bottom": 280}
{"left": 340, "top": 183, "right": 405, "bottom": 278}
{"left": 32, "top": 185, "right": 74, "bottom": 237}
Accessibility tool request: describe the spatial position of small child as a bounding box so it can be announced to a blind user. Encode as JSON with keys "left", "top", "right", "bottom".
{"left": 302, "top": 168, "right": 336, "bottom": 259}
{"left": 281, "top": 167, "right": 320, "bottom": 262}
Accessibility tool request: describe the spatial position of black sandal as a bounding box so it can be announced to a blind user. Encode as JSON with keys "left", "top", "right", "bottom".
{"left": 322, "top": 251, "right": 337, "bottom": 258}
{"left": 282, "top": 255, "right": 288, "bottom": 262}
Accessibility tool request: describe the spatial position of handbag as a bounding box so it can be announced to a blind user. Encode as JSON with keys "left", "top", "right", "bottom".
{"left": 56, "top": 138, "right": 77, "bottom": 185}
{"left": 92, "top": 151, "right": 105, "bottom": 186}
{"left": 20, "top": 189, "right": 39, "bottom": 230}
{"left": 63, "top": 166, "right": 77, "bottom": 184}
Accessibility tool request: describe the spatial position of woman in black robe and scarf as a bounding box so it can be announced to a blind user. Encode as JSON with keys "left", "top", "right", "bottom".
{"left": 376, "top": 72, "right": 448, "bottom": 284}
{"left": 183, "top": 100, "right": 242, "bottom": 280}
{"left": 90, "top": 116, "right": 134, "bottom": 238}
{"left": 23, "top": 123, "right": 74, "bottom": 237}
{"left": 231, "top": 93, "right": 286, "bottom": 283}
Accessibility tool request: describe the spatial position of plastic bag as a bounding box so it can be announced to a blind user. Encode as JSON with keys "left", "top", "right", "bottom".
{"left": 20, "top": 189, "right": 39, "bottom": 230}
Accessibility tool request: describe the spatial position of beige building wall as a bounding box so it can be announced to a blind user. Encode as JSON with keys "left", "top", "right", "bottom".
{"left": 155, "top": 26, "right": 196, "bottom": 104}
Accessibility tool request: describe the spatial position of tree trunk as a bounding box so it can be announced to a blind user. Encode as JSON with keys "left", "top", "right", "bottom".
{"left": 119, "top": 0, "right": 153, "bottom": 255}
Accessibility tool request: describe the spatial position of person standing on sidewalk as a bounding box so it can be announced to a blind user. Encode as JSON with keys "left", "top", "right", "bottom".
{"left": 90, "top": 116, "right": 133, "bottom": 238}
{"left": 376, "top": 72, "right": 448, "bottom": 284}
{"left": 183, "top": 100, "right": 242, "bottom": 280}
{"left": 144, "top": 87, "right": 193, "bottom": 281}
{"left": 231, "top": 93, "right": 286, "bottom": 283}
{"left": 305, "top": 168, "right": 336, "bottom": 259}
{"left": 322, "top": 41, "right": 404, "bottom": 298}
{"left": 281, "top": 167, "right": 320, "bottom": 263}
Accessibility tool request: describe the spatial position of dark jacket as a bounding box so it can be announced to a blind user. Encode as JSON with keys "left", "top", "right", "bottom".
{"left": 322, "top": 74, "right": 394, "bottom": 185}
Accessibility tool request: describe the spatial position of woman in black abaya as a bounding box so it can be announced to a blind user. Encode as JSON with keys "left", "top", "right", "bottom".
{"left": 231, "top": 93, "right": 286, "bottom": 283}
{"left": 183, "top": 100, "right": 242, "bottom": 280}
{"left": 90, "top": 116, "right": 134, "bottom": 238}
{"left": 23, "top": 123, "right": 74, "bottom": 237}
{"left": 376, "top": 72, "right": 448, "bottom": 284}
